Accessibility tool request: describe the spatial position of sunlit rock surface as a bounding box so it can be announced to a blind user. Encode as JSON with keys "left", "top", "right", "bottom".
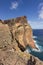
{"left": 0, "top": 16, "right": 43, "bottom": 65}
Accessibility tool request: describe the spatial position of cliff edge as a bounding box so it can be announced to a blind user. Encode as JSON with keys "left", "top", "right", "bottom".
{"left": 0, "top": 16, "right": 43, "bottom": 65}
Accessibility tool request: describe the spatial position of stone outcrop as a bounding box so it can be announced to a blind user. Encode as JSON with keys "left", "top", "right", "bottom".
{"left": 0, "top": 16, "right": 43, "bottom": 65}
{"left": 0, "top": 16, "right": 36, "bottom": 51}
{"left": 0, "top": 49, "right": 43, "bottom": 65}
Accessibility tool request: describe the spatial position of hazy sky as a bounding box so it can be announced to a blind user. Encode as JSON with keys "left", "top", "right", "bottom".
{"left": 0, "top": 0, "right": 43, "bottom": 29}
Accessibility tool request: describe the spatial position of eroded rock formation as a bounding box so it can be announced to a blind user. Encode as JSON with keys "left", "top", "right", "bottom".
{"left": 0, "top": 16, "right": 36, "bottom": 51}
{"left": 0, "top": 16, "right": 43, "bottom": 65}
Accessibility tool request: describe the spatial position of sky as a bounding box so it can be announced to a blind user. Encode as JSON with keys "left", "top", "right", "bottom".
{"left": 0, "top": 0, "right": 43, "bottom": 29}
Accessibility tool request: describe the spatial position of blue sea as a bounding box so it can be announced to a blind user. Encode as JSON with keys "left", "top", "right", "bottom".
{"left": 26, "top": 29, "right": 43, "bottom": 61}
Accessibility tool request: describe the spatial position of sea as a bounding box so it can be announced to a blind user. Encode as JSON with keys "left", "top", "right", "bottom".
{"left": 26, "top": 29, "right": 43, "bottom": 61}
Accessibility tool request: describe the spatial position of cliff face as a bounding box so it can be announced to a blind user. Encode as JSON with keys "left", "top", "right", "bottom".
{"left": 0, "top": 16, "right": 43, "bottom": 65}
{"left": 0, "top": 21, "right": 11, "bottom": 49}
{"left": 0, "top": 16, "right": 36, "bottom": 50}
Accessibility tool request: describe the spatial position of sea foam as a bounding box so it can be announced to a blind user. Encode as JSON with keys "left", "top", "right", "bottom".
{"left": 26, "top": 38, "right": 43, "bottom": 53}
{"left": 32, "top": 36, "right": 37, "bottom": 39}
{"left": 32, "top": 40, "right": 43, "bottom": 52}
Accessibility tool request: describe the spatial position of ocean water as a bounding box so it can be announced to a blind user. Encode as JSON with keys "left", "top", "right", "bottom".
{"left": 26, "top": 29, "right": 43, "bottom": 61}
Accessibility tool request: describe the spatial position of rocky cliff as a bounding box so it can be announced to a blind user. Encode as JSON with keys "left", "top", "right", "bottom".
{"left": 0, "top": 16, "right": 43, "bottom": 65}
